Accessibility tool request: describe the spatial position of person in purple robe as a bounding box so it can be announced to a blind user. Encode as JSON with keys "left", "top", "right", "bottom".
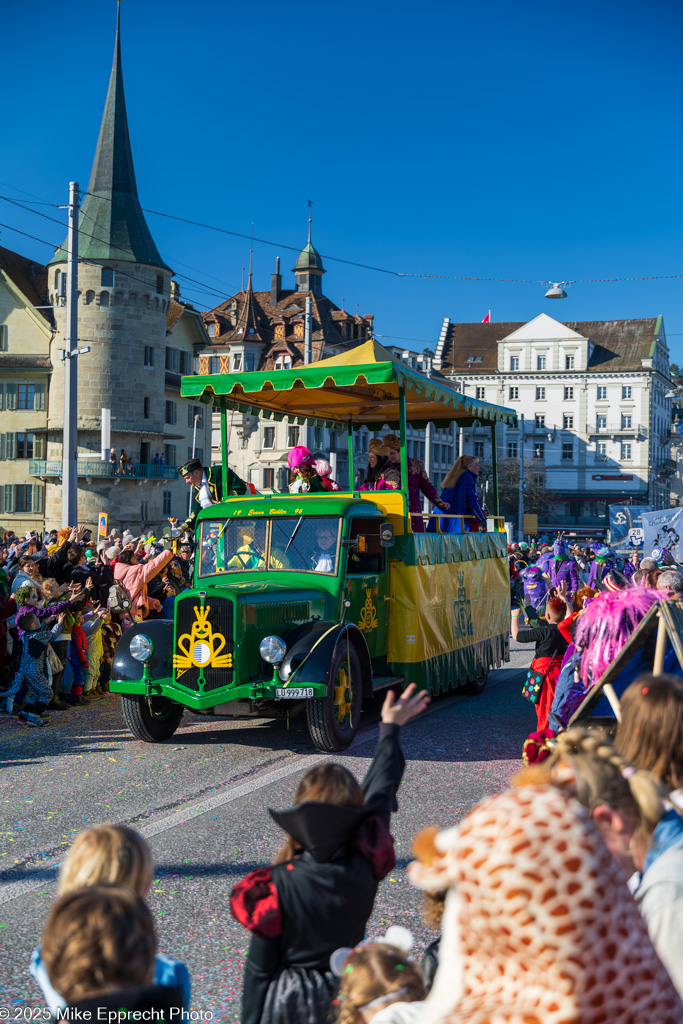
{"left": 587, "top": 545, "right": 614, "bottom": 589}
{"left": 521, "top": 565, "right": 549, "bottom": 625}
{"left": 548, "top": 537, "right": 580, "bottom": 593}
{"left": 382, "top": 434, "right": 449, "bottom": 533}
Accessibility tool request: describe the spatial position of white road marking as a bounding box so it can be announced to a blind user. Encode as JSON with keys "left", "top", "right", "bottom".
{"left": 0, "top": 670, "right": 522, "bottom": 906}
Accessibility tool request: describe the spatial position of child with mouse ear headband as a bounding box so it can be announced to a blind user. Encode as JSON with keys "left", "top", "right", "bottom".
{"left": 330, "top": 931, "right": 426, "bottom": 1024}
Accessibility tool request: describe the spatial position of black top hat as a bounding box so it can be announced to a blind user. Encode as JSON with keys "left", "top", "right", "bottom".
{"left": 178, "top": 457, "right": 202, "bottom": 476}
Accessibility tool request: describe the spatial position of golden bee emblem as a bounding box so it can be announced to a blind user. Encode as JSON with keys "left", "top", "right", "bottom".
{"left": 174, "top": 605, "right": 232, "bottom": 678}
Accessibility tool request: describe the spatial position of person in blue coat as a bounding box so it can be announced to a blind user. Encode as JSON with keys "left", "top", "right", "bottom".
{"left": 437, "top": 455, "right": 487, "bottom": 533}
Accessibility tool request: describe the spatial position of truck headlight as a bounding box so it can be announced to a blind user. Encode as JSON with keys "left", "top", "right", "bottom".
{"left": 259, "top": 635, "right": 286, "bottom": 664}
{"left": 130, "top": 635, "right": 153, "bottom": 662}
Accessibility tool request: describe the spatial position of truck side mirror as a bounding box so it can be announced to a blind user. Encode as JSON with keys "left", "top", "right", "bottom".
{"left": 380, "top": 523, "right": 395, "bottom": 548}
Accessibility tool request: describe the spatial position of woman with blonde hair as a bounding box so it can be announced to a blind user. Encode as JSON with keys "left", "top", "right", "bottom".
{"left": 332, "top": 942, "right": 426, "bottom": 1024}
{"left": 437, "top": 455, "right": 486, "bottom": 533}
{"left": 30, "top": 824, "right": 190, "bottom": 1014}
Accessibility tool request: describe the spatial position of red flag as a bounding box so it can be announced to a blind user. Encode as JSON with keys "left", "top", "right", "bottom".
{"left": 481, "top": 311, "right": 491, "bottom": 323}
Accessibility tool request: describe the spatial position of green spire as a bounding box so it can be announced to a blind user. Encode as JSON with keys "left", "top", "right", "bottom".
{"left": 50, "top": 4, "right": 170, "bottom": 270}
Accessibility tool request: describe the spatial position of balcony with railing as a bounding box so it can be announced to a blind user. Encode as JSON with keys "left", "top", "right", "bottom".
{"left": 29, "top": 461, "right": 177, "bottom": 480}
{"left": 587, "top": 422, "right": 647, "bottom": 438}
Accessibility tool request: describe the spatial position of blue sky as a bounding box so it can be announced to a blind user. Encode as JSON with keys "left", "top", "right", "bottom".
{"left": 2, "top": 0, "right": 682, "bottom": 359}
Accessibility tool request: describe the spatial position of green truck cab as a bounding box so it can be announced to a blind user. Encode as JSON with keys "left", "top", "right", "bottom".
{"left": 111, "top": 340, "right": 517, "bottom": 751}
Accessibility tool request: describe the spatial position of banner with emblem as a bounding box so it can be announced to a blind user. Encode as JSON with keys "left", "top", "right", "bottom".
{"left": 641, "top": 507, "right": 683, "bottom": 563}
{"left": 608, "top": 506, "right": 652, "bottom": 555}
{"left": 387, "top": 542, "right": 509, "bottom": 691}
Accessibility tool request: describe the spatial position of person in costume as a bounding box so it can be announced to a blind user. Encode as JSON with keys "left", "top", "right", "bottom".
{"left": 436, "top": 455, "right": 486, "bottom": 534}
{"left": 520, "top": 565, "right": 549, "bottom": 625}
{"left": 313, "top": 458, "right": 341, "bottom": 491}
{"left": 382, "top": 434, "right": 449, "bottom": 533}
{"left": 288, "top": 446, "right": 326, "bottom": 493}
{"left": 361, "top": 441, "right": 390, "bottom": 491}
{"left": 172, "top": 458, "right": 248, "bottom": 535}
{"left": 408, "top": 785, "right": 683, "bottom": 1024}
{"left": 548, "top": 536, "right": 580, "bottom": 593}
{"left": 511, "top": 596, "right": 569, "bottom": 731}
{"left": 229, "top": 683, "right": 429, "bottom": 1024}
{"left": 587, "top": 544, "right": 614, "bottom": 589}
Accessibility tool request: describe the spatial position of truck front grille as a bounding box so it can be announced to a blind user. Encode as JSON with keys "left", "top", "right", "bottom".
{"left": 174, "top": 594, "right": 234, "bottom": 693}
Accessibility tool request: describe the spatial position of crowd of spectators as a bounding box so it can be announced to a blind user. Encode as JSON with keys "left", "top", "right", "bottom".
{"left": 0, "top": 525, "right": 194, "bottom": 727}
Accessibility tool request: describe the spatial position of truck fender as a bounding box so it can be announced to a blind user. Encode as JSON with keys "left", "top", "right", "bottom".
{"left": 279, "top": 622, "right": 372, "bottom": 699}
{"left": 112, "top": 619, "right": 174, "bottom": 682}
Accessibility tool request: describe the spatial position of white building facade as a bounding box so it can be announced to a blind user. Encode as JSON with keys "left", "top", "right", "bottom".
{"left": 435, "top": 313, "right": 673, "bottom": 534}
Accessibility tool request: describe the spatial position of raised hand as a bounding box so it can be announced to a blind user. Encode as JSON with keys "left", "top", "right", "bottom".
{"left": 381, "top": 683, "right": 430, "bottom": 726}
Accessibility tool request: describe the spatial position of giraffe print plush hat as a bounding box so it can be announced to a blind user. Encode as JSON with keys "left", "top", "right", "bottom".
{"left": 409, "top": 785, "right": 683, "bottom": 1024}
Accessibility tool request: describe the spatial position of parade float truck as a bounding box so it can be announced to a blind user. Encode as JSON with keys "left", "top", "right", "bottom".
{"left": 111, "top": 340, "right": 517, "bottom": 752}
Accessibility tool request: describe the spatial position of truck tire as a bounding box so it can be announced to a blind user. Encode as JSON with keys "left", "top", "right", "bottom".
{"left": 461, "top": 671, "right": 488, "bottom": 697}
{"left": 306, "top": 645, "right": 363, "bottom": 753}
{"left": 121, "top": 694, "right": 184, "bottom": 742}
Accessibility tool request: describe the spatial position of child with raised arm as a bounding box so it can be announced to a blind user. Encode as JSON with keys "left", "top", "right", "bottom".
{"left": 230, "top": 684, "right": 430, "bottom": 1024}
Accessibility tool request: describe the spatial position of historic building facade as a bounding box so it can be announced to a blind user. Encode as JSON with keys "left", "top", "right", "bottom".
{"left": 16, "top": 8, "right": 211, "bottom": 533}
{"left": 434, "top": 312, "right": 674, "bottom": 533}
{"left": 199, "top": 230, "right": 375, "bottom": 490}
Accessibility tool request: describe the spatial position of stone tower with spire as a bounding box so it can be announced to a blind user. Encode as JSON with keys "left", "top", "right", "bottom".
{"left": 43, "top": 4, "right": 173, "bottom": 529}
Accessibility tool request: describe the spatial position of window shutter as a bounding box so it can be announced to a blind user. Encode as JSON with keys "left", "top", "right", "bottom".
{"left": 1, "top": 484, "right": 12, "bottom": 513}
{"left": 5, "top": 433, "right": 15, "bottom": 460}
{"left": 0, "top": 325, "right": 7, "bottom": 351}
{"left": 34, "top": 434, "right": 45, "bottom": 459}
{"left": 35, "top": 383, "right": 45, "bottom": 411}
{"left": 5, "top": 382, "right": 16, "bottom": 410}
{"left": 33, "top": 484, "right": 44, "bottom": 515}
{"left": 0, "top": 384, "right": 3, "bottom": 411}
{"left": 0, "top": 434, "right": 4, "bottom": 460}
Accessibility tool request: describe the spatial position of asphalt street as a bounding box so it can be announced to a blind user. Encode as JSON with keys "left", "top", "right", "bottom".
{"left": 0, "top": 640, "right": 534, "bottom": 1018}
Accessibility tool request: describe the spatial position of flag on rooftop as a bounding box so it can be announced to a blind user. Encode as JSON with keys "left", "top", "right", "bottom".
{"left": 482, "top": 311, "right": 491, "bottom": 323}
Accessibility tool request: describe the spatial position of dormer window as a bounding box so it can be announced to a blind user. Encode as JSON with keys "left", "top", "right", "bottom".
{"left": 274, "top": 324, "right": 285, "bottom": 340}
{"left": 208, "top": 323, "right": 217, "bottom": 337}
{"left": 294, "top": 323, "right": 304, "bottom": 339}
{"left": 466, "top": 356, "right": 482, "bottom": 363}
{"left": 101, "top": 267, "right": 114, "bottom": 287}
{"left": 275, "top": 354, "right": 292, "bottom": 371}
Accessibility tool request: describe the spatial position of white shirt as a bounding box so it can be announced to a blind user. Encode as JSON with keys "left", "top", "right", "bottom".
{"left": 197, "top": 473, "right": 213, "bottom": 509}
{"left": 314, "top": 552, "right": 334, "bottom": 573}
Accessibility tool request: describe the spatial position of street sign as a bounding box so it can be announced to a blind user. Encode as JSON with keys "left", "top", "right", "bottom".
{"left": 628, "top": 527, "right": 644, "bottom": 547}
{"left": 523, "top": 513, "right": 538, "bottom": 535}
{"left": 98, "top": 512, "right": 108, "bottom": 537}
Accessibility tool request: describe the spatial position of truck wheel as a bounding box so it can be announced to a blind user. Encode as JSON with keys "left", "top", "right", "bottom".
{"left": 461, "top": 671, "right": 488, "bottom": 697}
{"left": 306, "top": 645, "right": 362, "bottom": 753}
{"left": 121, "top": 694, "right": 184, "bottom": 742}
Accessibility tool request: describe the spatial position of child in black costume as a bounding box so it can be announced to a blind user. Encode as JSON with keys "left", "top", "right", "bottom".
{"left": 230, "top": 683, "right": 429, "bottom": 1024}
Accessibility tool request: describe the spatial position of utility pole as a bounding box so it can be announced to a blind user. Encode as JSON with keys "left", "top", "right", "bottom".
{"left": 61, "top": 181, "right": 79, "bottom": 528}
{"left": 518, "top": 413, "right": 525, "bottom": 541}
{"left": 59, "top": 181, "right": 90, "bottom": 527}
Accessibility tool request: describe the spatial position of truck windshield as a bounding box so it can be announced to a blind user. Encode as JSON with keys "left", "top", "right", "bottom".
{"left": 198, "top": 517, "right": 341, "bottom": 577}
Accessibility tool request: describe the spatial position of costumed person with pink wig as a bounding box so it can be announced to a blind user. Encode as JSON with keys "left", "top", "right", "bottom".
{"left": 287, "top": 446, "right": 325, "bottom": 494}
{"left": 313, "top": 458, "right": 341, "bottom": 492}
{"left": 550, "top": 585, "right": 674, "bottom": 731}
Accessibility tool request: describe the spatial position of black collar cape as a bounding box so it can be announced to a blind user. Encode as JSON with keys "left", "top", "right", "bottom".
{"left": 269, "top": 801, "right": 377, "bottom": 863}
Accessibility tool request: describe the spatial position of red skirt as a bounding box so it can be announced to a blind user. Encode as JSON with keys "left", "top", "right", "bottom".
{"left": 531, "top": 654, "right": 563, "bottom": 732}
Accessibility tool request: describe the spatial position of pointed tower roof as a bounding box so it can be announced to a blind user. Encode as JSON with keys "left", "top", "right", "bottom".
{"left": 221, "top": 250, "right": 269, "bottom": 343}
{"left": 49, "top": 4, "right": 170, "bottom": 270}
{"left": 293, "top": 207, "right": 324, "bottom": 273}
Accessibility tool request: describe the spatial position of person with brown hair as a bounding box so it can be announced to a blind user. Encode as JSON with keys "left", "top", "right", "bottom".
{"left": 31, "top": 824, "right": 191, "bottom": 1014}
{"left": 230, "top": 684, "right": 429, "bottom": 1024}
{"left": 615, "top": 674, "right": 683, "bottom": 795}
{"left": 332, "top": 942, "right": 426, "bottom": 1024}
{"left": 41, "top": 884, "right": 183, "bottom": 1019}
{"left": 511, "top": 595, "right": 569, "bottom": 731}
{"left": 382, "top": 434, "right": 449, "bottom": 532}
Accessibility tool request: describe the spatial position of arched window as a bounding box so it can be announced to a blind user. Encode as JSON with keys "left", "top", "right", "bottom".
{"left": 101, "top": 267, "right": 114, "bottom": 287}
{"left": 99, "top": 291, "right": 110, "bottom": 308}
{"left": 85, "top": 290, "right": 95, "bottom": 305}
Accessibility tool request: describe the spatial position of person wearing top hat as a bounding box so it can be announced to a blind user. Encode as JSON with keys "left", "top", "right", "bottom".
{"left": 172, "top": 458, "right": 248, "bottom": 535}
{"left": 382, "top": 434, "right": 449, "bottom": 532}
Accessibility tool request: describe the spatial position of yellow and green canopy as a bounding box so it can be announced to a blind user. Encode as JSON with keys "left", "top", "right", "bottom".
{"left": 181, "top": 339, "right": 517, "bottom": 430}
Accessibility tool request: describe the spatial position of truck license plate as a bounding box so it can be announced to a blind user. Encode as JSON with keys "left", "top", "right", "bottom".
{"left": 275, "top": 687, "right": 314, "bottom": 699}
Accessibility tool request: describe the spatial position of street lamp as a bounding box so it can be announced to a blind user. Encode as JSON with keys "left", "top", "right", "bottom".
{"left": 545, "top": 283, "right": 568, "bottom": 299}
